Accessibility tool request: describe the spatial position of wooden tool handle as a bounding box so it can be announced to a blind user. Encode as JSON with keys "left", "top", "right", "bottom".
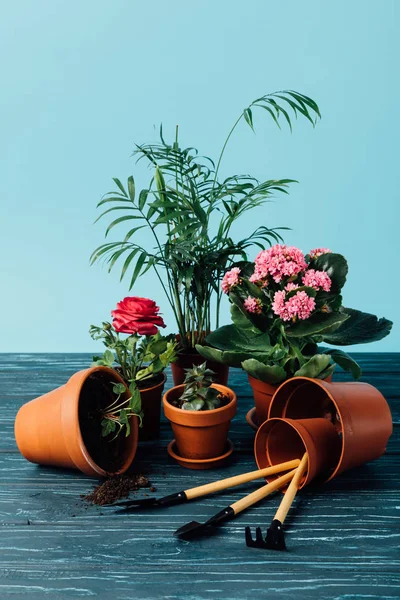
{"left": 184, "top": 459, "right": 301, "bottom": 501}
{"left": 229, "top": 468, "right": 297, "bottom": 515}
{"left": 274, "top": 453, "right": 308, "bottom": 524}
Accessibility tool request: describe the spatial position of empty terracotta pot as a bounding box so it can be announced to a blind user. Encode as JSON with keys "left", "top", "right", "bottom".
{"left": 138, "top": 374, "right": 166, "bottom": 441}
{"left": 254, "top": 417, "right": 341, "bottom": 488}
{"left": 248, "top": 373, "right": 333, "bottom": 426}
{"left": 14, "top": 366, "right": 139, "bottom": 477}
{"left": 163, "top": 384, "right": 237, "bottom": 461}
{"left": 268, "top": 377, "right": 393, "bottom": 480}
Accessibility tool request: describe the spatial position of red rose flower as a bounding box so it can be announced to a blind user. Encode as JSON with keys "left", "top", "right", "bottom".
{"left": 111, "top": 296, "right": 166, "bottom": 336}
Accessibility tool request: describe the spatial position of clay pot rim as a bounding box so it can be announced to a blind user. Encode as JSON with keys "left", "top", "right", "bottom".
{"left": 62, "top": 365, "right": 138, "bottom": 477}
{"left": 167, "top": 438, "right": 234, "bottom": 469}
{"left": 163, "top": 383, "right": 237, "bottom": 416}
{"left": 267, "top": 376, "right": 356, "bottom": 481}
{"left": 137, "top": 372, "right": 166, "bottom": 393}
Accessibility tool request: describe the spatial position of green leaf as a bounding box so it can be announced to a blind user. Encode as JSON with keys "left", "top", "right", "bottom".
{"left": 196, "top": 344, "right": 272, "bottom": 368}
{"left": 322, "top": 307, "right": 393, "bottom": 346}
{"left": 243, "top": 108, "right": 254, "bottom": 132}
{"left": 293, "top": 354, "right": 331, "bottom": 378}
{"left": 129, "top": 251, "right": 147, "bottom": 289}
{"left": 138, "top": 189, "right": 148, "bottom": 211}
{"left": 119, "top": 248, "right": 140, "bottom": 281}
{"left": 112, "top": 382, "right": 127, "bottom": 395}
{"left": 103, "top": 350, "right": 115, "bottom": 366}
{"left": 287, "top": 312, "right": 349, "bottom": 338}
{"left": 205, "top": 324, "right": 270, "bottom": 352}
{"left": 105, "top": 215, "right": 143, "bottom": 237}
{"left": 112, "top": 178, "right": 128, "bottom": 196}
{"left": 321, "top": 347, "right": 362, "bottom": 379}
{"left": 312, "top": 253, "right": 348, "bottom": 293}
{"left": 127, "top": 176, "right": 135, "bottom": 201}
{"left": 101, "top": 418, "right": 116, "bottom": 437}
{"left": 182, "top": 399, "right": 205, "bottom": 411}
{"left": 241, "top": 359, "right": 286, "bottom": 385}
{"left": 129, "top": 387, "right": 142, "bottom": 414}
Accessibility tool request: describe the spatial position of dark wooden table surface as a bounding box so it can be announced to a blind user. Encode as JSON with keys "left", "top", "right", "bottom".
{"left": 0, "top": 353, "right": 399, "bottom": 599}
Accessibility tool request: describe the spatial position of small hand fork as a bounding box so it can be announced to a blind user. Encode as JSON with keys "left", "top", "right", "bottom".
{"left": 245, "top": 453, "right": 308, "bottom": 551}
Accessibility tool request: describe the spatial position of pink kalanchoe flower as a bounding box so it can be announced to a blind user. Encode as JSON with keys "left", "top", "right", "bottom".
{"left": 252, "top": 244, "right": 307, "bottom": 283}
{"left": 272, "top": 290, "right": 316, "bottom": 322}
{"left": 243, "top": 296, "right": 263, "bottom": 314}
{"left": 309, "top": 247, "right": 331, "bottom": 259}
{"left": 302, "top": 269, "right": 332, "bottom": 292}
{"left": 221, "top": 267, "right": 241, "bottom": 294}
{"left": 285, "top": 282, "right": 299, "bottom": 292}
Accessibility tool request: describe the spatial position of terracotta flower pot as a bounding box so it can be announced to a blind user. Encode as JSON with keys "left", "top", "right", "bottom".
{"left": 268, "top": 376, "right": 393, "bottom": 481}
{"left": 171, "top": 352, "right": 229, "bottom": 386}
{"left": 163, "top": 383, "right": 237, "bottom": 461}
{"left": 248, "top": 373, "right": 333, "bottom": 427}
{"left": 254, "top": 417, "right": 341, "bottom": 488}
{"left": 14, "top": 366, "right": 139, "bottom": 477}
{"left": 247, "top": 375, "right": 278, "bottom": 426}
{"left": 138, "top": 374, "right": 166, "bottom": 441}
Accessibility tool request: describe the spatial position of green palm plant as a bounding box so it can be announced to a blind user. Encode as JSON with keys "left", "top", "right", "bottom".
{"left": 91, "top": 90, "right": 321, "bottom": 352}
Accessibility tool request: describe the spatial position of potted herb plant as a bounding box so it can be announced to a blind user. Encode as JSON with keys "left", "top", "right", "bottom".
{"left": 90, "top": 89, "right": 321, "bottom": 385}
{"left": 197, "top": 246, "right": 392, "bottom": 424}
{"left": 162, "top": 363, "right": 237, "bottom": 469}
{"left": 90, "top": 296, "right": 178, "bottom": 440}
{"left": 15, "top": 366, "right": 140, "bottom": 476}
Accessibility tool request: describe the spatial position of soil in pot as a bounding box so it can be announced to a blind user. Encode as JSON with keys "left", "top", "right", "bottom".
{"left": 79, "top": 372, "right": 133, "bottom": 474}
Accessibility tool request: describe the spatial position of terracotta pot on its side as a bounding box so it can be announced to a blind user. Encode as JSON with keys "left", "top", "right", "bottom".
{"left": 254, "top": 417, "right": 341, "bottom": 488}
{"left": 138, "top": 374, "right": 166, "bottom": 441}
{"left": 163, "top": 384, "right": 237, "bottom": 460}
{"left": 14, "top": 366, "right": 139, "bottom": 477}
{"left": 248, "top": 373, "right": 333, "bottom": 427}
{"left": 268, "top": 376, "right": 393, "bottom": 481}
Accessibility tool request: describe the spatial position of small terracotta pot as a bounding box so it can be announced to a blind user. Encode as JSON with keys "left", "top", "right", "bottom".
{"left": 254, "top": 417, "right": 341, "bottom": 488}
{"left": 268, "top": 377, "right": 393, "bottom": 480}
{"left": 14, "top": 366, "right": 139, "bottom": 477}
{"left": 248, "top": 373, "right": 333, "bottom": 427}
{"left": 171, "top": 353, "right": 229, "bottom": 386}
{"left": 138, "top": 374, "right": 166, "bottom": 441}
{"left": 163, "top": 384, "right": 237, "bottom": 461}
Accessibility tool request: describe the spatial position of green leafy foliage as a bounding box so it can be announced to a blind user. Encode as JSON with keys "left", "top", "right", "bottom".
{"left": 100, "top": 380, "right": 143, "bottom": 440}
{"left": 172, "top": 363, "right": 227, "bottom": 411}
{"left": 323, "top": 307, "right": 393, "bottom": 346}
{"left": 91, "top": 90, "right": 320, "bottom": 350}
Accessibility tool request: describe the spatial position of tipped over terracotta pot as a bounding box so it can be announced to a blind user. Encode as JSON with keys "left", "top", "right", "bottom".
{"left": 14, "top": 366, "right": 139, "bottom": 477}
{"left": 268, "top": 377, "right": 392, "bottom": 480}
{"left": 254, "top": 417, "right": 341, "bottom": 488}
{"left": 248, "top": 373, "right": 333, "bottom": 427}
{"left": 163, "top": 383, "right": 237, "bottom": 462}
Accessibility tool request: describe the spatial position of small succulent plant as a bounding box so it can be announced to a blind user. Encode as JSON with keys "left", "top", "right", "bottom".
{"left": 175, "top": 363, "right": 227, "bottom": 411}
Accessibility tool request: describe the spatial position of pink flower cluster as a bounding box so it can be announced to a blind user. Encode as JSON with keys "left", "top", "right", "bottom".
{"left": 302, "top": 269, "right": 332, "bottom": 292}
{"left": 309, "top": 247, "right": 331, "bottom": 259}
{"left": 250, "top": 245, "right": 307, "bottom": 284}
{"left": 272, "top": 290, "right": 316, "bottom": 322}
{"left": 243, "top": 296, "right": 263, "bottom": 314}
{"left": 221, "top": 267, "right": 241, "bottom": 294}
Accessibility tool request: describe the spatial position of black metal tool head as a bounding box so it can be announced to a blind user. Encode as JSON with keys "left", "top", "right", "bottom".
{"left": 245, "top": 520, "right": 287, "bottom": 551}
{"left": 174, "top": 506, "right": 235, "bottom": 539}
{"left": 112, "top": 491, "right": 187, "bottom": 513}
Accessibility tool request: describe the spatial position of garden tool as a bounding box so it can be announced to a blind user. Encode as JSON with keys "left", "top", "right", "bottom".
{"left": 174, "top": 468, "right": 297, "bottom": 539}
{"left": 112, "top": 459, "right": 300, "bottom": 513}
{"left": 245, "top": 452, "right": 308, "bottom": 550}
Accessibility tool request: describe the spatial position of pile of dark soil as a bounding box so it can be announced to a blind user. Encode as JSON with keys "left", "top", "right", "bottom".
{"left": 82, "top": 473, "right": 151, "bottom": 506}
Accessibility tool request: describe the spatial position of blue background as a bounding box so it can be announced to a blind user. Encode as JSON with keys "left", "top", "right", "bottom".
{"left": 1, "top": 0, "right": 398, "bottom": 352}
